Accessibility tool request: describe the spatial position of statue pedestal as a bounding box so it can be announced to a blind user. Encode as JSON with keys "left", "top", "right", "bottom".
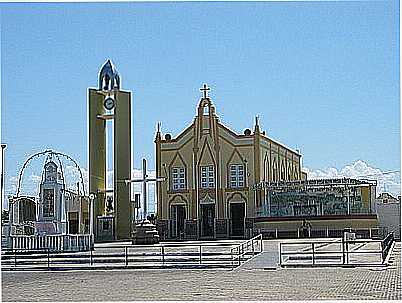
{"left": 132, "top": 219, "right": 160, "bottom": 245}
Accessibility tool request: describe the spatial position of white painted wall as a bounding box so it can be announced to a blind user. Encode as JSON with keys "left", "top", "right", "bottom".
{"left": 375, "top": 202, "right": 401, "bottom": 240}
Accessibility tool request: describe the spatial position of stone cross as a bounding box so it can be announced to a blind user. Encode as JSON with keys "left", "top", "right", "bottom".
{"left": 125, "top": 158, "right": 165, "bottom": 220}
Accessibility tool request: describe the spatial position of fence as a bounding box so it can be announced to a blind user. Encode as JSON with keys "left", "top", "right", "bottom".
{"left": 279, "top": 232, "right": 395, "bottom": 267}
{"left": 6, "top": 234, "right": 92, "bottom": 252}
{"left": 257, "top": 227, "right": 385, "bottom": 240}
{"left": 1, "top": 236, "right": 263, "bottom": 271}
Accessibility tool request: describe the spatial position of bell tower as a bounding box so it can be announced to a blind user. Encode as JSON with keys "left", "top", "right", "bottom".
{"left": 88, "top": 60, "right": 132, "bottom": 240}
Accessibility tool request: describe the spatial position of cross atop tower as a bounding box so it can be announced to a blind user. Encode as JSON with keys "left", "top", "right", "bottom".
{"left": 200, "top": 83, "right": 210, "bottom": 99}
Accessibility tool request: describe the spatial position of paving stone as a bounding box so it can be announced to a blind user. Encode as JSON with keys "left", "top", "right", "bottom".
{"left": 2, "top": 241, "right": 400, "bottom": 301}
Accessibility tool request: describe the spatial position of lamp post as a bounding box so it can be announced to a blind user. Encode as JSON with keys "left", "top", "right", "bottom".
{"left": 1, "top": 144, "right": 6, "bottom": 221}
{"left": 89, "top": 193, "right": 95, "bottom": 248}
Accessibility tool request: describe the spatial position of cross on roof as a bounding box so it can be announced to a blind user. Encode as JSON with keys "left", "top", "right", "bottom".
{"left": 200, "top": 83, "right": 210, "bottom": 99}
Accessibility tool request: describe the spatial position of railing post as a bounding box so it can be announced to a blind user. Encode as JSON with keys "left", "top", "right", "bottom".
{"left": 312, "top": 243, "right": 315, "bottom": 266}
{"left": 161, "top": 246, "right": 165, "bottom": 265}
{"left": 369, "top": 228, "right": 372, "bottom": 239}
{"left": 297, "top": 228, "right": 300, "bottom": 238}
{"left": 90, "top": 249, "right": 93, "bottom": 266}
{"left": 346, "top": 241, "right": 349, "bottom": 264}
{"left": 199, "top": 245, "right": 202, "bottom": 264}
{"left": 47, "top": 248, "right": 50, "bottom": 270}
{"left": 231, "top": 248, "right": 234, "bottom": 270}
{"left": 125, "top": 247, "right": 128, "bottom": 266}
{"left": 279, "top": 243, "right": 282, "bottom": 266}
{"left": 326, "top": 227, "right": 329, "bottom": 238}
{"left": 342, "top": 236, "right": 345, "bottom": 265}
{"left": 14, "top": 250, "right": 17, "bottom": 267}
{"left": 260, "top": 234, "right": 263, "bottom": 253}
{"left": 252, "top": 239, "right": 255, "bottom": 255}
{"left": 275, "top": 228, "right": 278, "bottom": 239}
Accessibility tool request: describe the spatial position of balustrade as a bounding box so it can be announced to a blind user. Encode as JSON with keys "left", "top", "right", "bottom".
{"left": 10, "top": 234, "right": 91, "bottom": 252}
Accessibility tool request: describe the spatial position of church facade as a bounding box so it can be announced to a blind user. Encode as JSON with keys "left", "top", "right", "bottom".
{"left": 155, "top": 86, "right": 303, "bottom": 239}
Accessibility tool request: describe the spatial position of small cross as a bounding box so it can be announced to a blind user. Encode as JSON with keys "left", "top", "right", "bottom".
{"left": 200, "top": 83, "right": 210, "bottom": 99}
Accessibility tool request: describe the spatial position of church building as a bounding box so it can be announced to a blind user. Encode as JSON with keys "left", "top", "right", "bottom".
{"left": 155, "top": 85, "right": 303, "bottom": 239}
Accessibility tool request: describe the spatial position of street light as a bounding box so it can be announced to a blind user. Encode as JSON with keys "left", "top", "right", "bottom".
{"left": 1, "top": 144, "right": 7, "bottom": 221}
{"left": 89, "top": 193, "right": 95, "bottom": 248}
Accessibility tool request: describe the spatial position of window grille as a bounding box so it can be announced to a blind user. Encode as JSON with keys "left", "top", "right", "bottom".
{"left": 172, "top": 167, "right": 186, "bottom": 190}
{"left": 229, "top": 164, "right": 245, "bottom": 188}
{"left": 201, "top": 166, "right": 214, "bottom": 188}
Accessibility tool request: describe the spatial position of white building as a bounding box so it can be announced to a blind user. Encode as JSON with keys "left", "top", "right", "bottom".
{"left": 375, "top": 193, "right": 401, "bottom": 240}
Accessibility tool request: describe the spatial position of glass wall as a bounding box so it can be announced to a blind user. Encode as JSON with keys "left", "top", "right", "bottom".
{"left": 256, "top": 188, "right": 370, "bottom": 218}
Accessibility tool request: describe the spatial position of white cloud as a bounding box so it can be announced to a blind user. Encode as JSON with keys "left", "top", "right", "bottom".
{"left": 8, "top": 159, "right": 400, "bottom": 207}
{"left": 303, "top": 160, "right": 400, "bottom": 197}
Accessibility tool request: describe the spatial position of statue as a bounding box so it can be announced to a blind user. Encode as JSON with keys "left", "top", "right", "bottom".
{"left": 301, "top": 219, "right": 312, "bottom": 238}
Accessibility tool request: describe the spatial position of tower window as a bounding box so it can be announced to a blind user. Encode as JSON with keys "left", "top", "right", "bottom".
{"left": 172, "top": 167, "right": 186, "bottom": 190}
{"left": 203, "top": 105, "right": 209, "bottom": 115}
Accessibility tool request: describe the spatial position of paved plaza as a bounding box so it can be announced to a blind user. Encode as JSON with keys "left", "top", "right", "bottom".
{"left": 2, "top": 241, "right": 400, "bottom": 301}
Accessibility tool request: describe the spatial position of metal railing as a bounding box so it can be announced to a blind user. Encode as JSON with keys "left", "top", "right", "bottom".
{"left": 1, "top": 238, "right": 261, "bottom": 271}
{"left": 230, "top": 234, "right": 263, "bottom": 269}
{"left": 257, "top": 227, "right": 384, "bottom": 240}
{"left": 279, "top": 233, "right": 395, "bottom": 267}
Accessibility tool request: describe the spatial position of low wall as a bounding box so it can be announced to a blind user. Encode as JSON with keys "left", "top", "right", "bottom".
{"left": 254, "top": 214, "right": 378, "bottom": 230}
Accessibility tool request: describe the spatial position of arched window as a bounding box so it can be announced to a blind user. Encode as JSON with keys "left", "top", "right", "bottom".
{"left": 272, "top": 160, "right": 277, "bottom": 182}
{"left": 203, "top": 104, "right": 209, "bottom": 115}
{"left": 280, "top": 162, "right": 285, "bottom": 181}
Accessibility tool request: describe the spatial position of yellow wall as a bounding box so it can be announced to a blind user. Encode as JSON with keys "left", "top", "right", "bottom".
{"left": 156, "top": 97, "right": 302, "bottom": 221}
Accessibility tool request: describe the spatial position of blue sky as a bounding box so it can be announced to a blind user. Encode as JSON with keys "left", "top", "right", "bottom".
{"left": 0, "top": 1, "right": 400, "bottom": 199}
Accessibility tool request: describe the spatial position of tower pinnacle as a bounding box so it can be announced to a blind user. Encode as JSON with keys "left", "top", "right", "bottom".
{"left": 99, "top": 59, "right": 120, "bottom": 91}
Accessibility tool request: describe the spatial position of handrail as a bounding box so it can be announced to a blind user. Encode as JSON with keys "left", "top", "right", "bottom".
{"left": 230, "top": 234, "right": 263, "bottom": 269}
{"left": 278, "top": 239, "right": 384, "bottom": 246}
{"left": 279, "top": 234, "right": 394, "bottom": 267}
{"left": 91, "top": 242, "right": 240, "bottom": 250}
{"left": 381, "top": 232, "right": 394, "bottom": 261}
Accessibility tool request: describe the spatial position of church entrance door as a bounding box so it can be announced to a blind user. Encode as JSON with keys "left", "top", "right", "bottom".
{"left": 170, "top": 204, "right": 186, "bottom": 239}
{"left": 200, "top": 204, "right": 215, "bottom": 238}
{"left": 68, "top": 212, "right": 79, "bottom": 234}
{"left": 230, "top": 202, "right": 245, "bottom": 237}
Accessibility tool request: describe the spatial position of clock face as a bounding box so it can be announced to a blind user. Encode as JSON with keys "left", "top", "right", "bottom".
{"left": 46, "top": 175, "right": 55, "bottom": 182}
{"left": 104, "top": 97, "right": 115, "bottom": 110}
